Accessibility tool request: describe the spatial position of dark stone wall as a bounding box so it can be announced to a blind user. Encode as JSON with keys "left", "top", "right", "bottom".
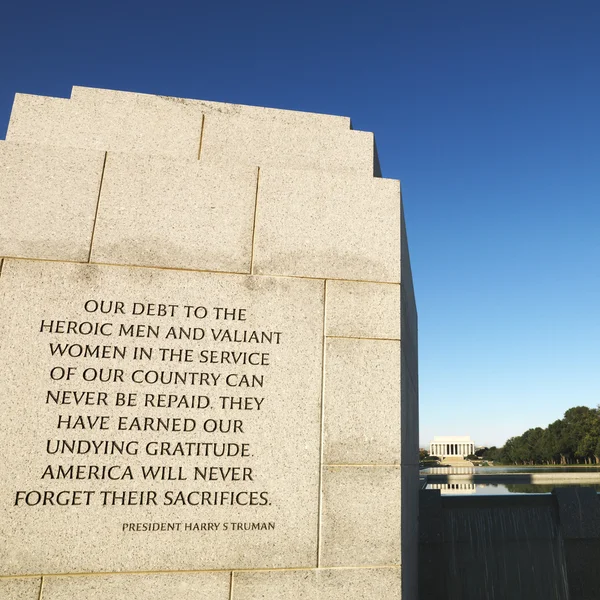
{"left": 419, "top": 487, "right": 600, "bottom": 600}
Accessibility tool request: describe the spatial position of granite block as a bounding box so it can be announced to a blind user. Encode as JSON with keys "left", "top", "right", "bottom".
{"left": 7, "top": 93, "right": 203, "bottom": 158}
{"left": 323, "top": 339, "right": 400, "bottom": 465}
{"left": 201, "top": 114, "right": 375, "bottom": 175}
{"left": 232, "top": 567, "right": 401, "bottom": 600}
{"left": 320, "top": 466, "right": 401, "bottom": 566}
{"left": 0, "top": 141, "right": 105, "bottom": 262}
{"left": 253, "top": 170, "right": 401, "bottom": 282}
{"left": 6, "top": 94, "right": 71, "bottom": 147}
{"left": 90, "top": 154, "right": 257, "bottom": 272}
{"left": 42, "top": 573, "right": 230, "bottom": 600}
{"left": 0, "top": 259, "right": 324, "bottom": 574}
{"left": 326, "top": 280, "right": 400, "bottom": 340}
{"left": 0, "top": 578, "right": 41, "bottom": 600}
{"left": 71, "top": 86, "right": 351, "bottom": 131}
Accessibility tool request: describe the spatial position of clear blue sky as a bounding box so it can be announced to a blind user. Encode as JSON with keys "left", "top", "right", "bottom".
{"left": 2, "top": 1, "right": 599, "bottom": 447}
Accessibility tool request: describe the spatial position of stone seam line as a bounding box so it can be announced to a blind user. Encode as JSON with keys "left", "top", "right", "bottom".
{"left": 197, "top": 114, "right": 206, "bottom": 160}
{"left": 249, "top": 167, "right": 261, "bottom": 275}
{"left": 316, "top": 280, "right": 328, "bottom": 567}
{"left": 321, "top": 316, "right": 402, "bottom": 566}
{"left": 0, "top": 256, "right": 396, "bottom": 285}
{"left": 0, "top": 565, "right": 401, "bottom": 580}
{"left": 228, "top": 567, "right": 402, "bottom": 599}
{"left": 87, "top": 151, "right": 108, "bottom": 263}
{"left": 327, "top": 335, "right": 400, "bottom": 342}
{"left": 323, "top": 331, "right": 401, "bottom": 464}
{"left": 324, "top": 465, "right": 401, "bottom": 468}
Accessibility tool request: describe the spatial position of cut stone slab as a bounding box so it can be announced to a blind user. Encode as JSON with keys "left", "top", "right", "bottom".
{"left": 6, "top": 89, "right": 352, "bottom": 162}
{"left": 0, "top": 578, "right": 41, "bottom": 600}
{"left": 0, "top": 141, "right": 105, "bottom": 262}
{"left": 326, "top": 280, "right": 400, "bottom": 339}
{"left": 5, "top": 95, "right": 70, "bottom": 148}
{"left": 70, "top": 86, "right": 352, "bottom": 131}
{"left": 7, "top": 93, "right": 203, "bottom": 159}
{"left": 324, "top": 338, "right": 400, "bottom": 465}
{"left": 232, "top": 567, "right": 401, "bottom": 600}
{"left": 42, "top": 573, "right": 231, "bottom": 600}
{"left": 90, "top": 154, "right": 258, "bottom": 273}
{"left": 201, "top": 114, "right": 375, "bottom": 175}
{"left": 253, "top": 170, "right": 401, "bottom": 282}
{"left": 320, "top": 466, "right": 401, "bottom": 567}
{"left": 0, "top": 259, "right": 324, "bottom": 575}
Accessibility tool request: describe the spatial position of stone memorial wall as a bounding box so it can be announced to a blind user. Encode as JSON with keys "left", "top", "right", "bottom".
{"left": 0, "top": 87, "right": 418, "bottom": 599}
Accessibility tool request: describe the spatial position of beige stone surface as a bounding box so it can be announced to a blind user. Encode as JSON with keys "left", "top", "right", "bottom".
{"left": 71, "top": 86, "right": 352, "bottom": 130}
{"left": 90, "top": 154, "right": 257, "bottom": 272}
{"left": 7, "top": 93, "right": 203, "bottom": 159}
{"left": 6, "top": 94, "right": 71, "bottom": 147}
{"left": 6, "top": 88, "right": 352, "bottom": 160}
{"left": 42, "top": 573, "right": 230, "bottom": 600}
{"left": 0, "top": 259, "right": 324, "bottom": 575}
{"left": 0, "top": 142, "right": 104, "bottom": 262}
{"left": 324, "top": 338, "right": 400, "bottom": 465}
{"left": 320, "top": 466, "right": 400, "bottom": 567}
{"left": 201, "top": 115, "right": 375, "bottom": 175}
{"left": 233, "top": 567, "right": 401, "bottom": 599}
{"left": 326, "top": 280, "right": 400, "bottom": 339}
{"left": 0, "top": 578, "right": 41, "bottom": 599}
{"left": 253, "top": 171, "right": 400, "bottom": 282}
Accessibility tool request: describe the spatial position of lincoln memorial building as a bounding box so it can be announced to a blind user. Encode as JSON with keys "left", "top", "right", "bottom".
{"left": 429, "top": 435, "right": 475, "bottom": 458}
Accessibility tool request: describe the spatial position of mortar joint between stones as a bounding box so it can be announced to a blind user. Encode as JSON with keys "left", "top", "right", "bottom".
{"left": 87, "top": 151, "right": 107, "bottom": 264}
{"left": 229, "top": 571, "right": 234, "bottom": 600}
{"left": 37, "top": 575, "right": 44, "bottom": 600}
{"left": 197, "top": 114, "right": 206, "bottom": 160}
{"left": 249, "top": 166, "right": 261, "bottom": 275}
{"left": 316, "top": 279, "right": 328, "bottom": 567}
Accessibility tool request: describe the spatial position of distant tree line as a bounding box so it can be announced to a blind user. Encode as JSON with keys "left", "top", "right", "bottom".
{"left": 482, "top": 406, "right": 600, "bottom": 465}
